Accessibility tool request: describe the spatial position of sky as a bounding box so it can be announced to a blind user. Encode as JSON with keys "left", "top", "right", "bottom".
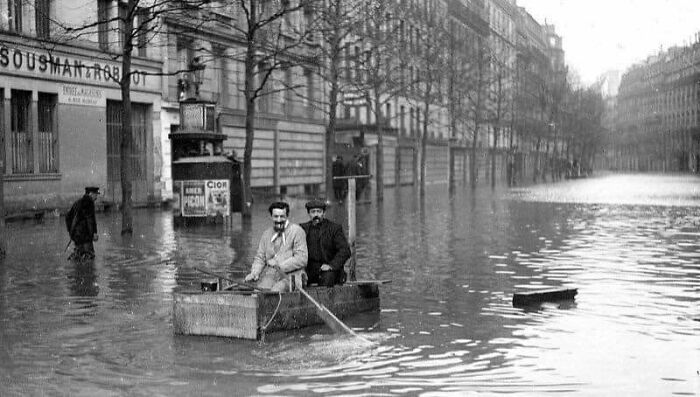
{"left": 515, "top": 0, "right": 700, "bottom": 86}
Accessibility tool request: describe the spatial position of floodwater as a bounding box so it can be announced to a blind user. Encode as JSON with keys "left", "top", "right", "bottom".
{"left": 1, "top": 173, "right": 699, "bottom": 396}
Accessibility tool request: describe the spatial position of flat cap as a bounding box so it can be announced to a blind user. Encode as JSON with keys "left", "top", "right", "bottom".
{"left": 305, "top": 198, "right": 327, "bottom": 211}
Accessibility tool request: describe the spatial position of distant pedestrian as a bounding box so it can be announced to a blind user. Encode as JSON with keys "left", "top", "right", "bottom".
{"left": 66, "top": 187, "right": 100, "bottom": 261}
{"left": 332, "top": 155, "right": 346, "bottom": 202}
{"left": 349, "top": 154, "right": 369, "bottom": 200}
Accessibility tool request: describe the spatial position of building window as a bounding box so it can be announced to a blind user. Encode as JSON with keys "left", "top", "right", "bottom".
{"left": 118, "top": 1, "right": 129, "bottom": 50}
{"left": 305, "top": 68, "right": 314, "bottom": 117}
{"left": 10, "top": 90, "right": 33, "bottom": 174}
{"left": 385, "top": 102, "right": 391, "bottom": 126}
{"left": 38, "top": 92, "right": 58, "bottom": 173}
{"left": 282, "top": 65, "right": 292, "bottom": 114}
{"left": 36, "top": 0, "right": 50, "bottom": 39}
{"left": 8, "top": 0, "right": 23, "bottom": 33}
{"left": 98, "top": 0, "right": 109, "bottom": 51}
{"left": 258, "top": 61, "right": 270, "bottom": 113}
{"left": 136, "top": 7, "right": 150, "bottom": 57}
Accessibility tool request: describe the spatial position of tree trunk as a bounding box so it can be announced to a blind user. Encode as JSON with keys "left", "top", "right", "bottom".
{"left": 420, "top": 101, "right": 430, "bottom": 196}
{"left": 374, "top": 97, "right": 384, "bottom": 201}
{"left": 448, "top": 145, "right": 455, "bottom": 194}
{"left": 119, "top": 0, "right": 135, "bottom": 235}
{"left": 325, "top": 6, "right": 341, "bottom": 202}
{"left": 470, "top": 131, "right": 478, "bottom": 189}
{"left": 551, "top": 125, "right": 558, "bottom": 181}
{"left": 533, "top": 137, "right": 541, "bottom": 183}
{"left": 0, "top": 115, "right": 5, "bottom": 256}
{"left": 242, "top": 3, "right": 258, "bottom": 219}
{"left": 491, "top": 126, "right": 498, "bottom": 189}
{"left": 326, "top": 66, "right": 339, "bottom": 202}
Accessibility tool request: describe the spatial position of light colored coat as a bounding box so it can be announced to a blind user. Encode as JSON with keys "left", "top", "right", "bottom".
{"left": 250, "top": 222, "right": 307, "bottom": 291}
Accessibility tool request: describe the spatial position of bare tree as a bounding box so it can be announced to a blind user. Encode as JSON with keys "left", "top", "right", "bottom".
{"left": 223, "top": 0, "right": 315, "bottom": 217}
{"left": 303, "top": 0, "right": 362, "bottom": 200}
{"left": 349, "top": 1, "right": 404, "bottom": 201}
{"left": 486, "top": 53, "right": 512, "bottom": 188}
{"left": 464, "top": 38, "right": 491, "bottom": 188}
{"left": 446, "top": 21, "right": 469, "bottom": 192}
{"left": 409, "top": 1, "right": 449, "bottom": 195}
{"left": 58, "top": 0, "right": 210, "bottom": 235}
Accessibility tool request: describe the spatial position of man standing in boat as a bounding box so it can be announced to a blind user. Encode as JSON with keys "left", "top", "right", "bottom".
{"left": 300, "top": 198, "right": 351, "bottom": 287}
{"left": 65, "top": 186, "right": 100, "bottom": 261}
{"left": 244, "top": 201, "right": 308, "bottom": 292}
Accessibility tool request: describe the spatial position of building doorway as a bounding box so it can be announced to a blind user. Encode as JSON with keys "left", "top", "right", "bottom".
{"left": 106, "top": 100, "right": 150, "bottom": 206}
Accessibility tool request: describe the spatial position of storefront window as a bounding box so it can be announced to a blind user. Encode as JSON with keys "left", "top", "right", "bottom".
{"left": 10, "top": 90, "right": 33, "bottom": 174}
{"left": 38, "top": 92, "right": 58, "bottom": 173}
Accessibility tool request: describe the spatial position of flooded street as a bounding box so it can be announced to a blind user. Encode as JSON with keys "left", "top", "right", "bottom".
{"left": 1, "top": 173, "right": 699, "bottom": 396}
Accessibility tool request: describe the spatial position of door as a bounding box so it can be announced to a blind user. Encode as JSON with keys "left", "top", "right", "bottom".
{"left": 106, "top": 100, "right": 149, "bottom": 205}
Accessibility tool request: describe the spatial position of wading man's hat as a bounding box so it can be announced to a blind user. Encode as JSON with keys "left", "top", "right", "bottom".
{"left": 305, "top": 198, "right": 327, "bottom": 211}
{"left": 85, "top": 187, "right": 100, "bottom": 194}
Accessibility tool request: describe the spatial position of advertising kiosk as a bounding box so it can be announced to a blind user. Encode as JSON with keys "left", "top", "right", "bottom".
{"left": 169, "top": 100, "right": 242, "bottom": 226}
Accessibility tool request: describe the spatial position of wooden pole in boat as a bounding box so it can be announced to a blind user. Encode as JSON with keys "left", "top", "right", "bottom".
{"left": 269, "top": 265, "right": 371, "bottom": 344}
{"left": 347, "top": 177, "right": 357, "bottom": 282}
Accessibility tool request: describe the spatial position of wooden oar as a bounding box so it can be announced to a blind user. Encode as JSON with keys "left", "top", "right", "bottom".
{"left": 194, "top": 267, "right": 261, "bottom": 291}
{"left": 269, "top": 266, "right": 372, "bottom": 344}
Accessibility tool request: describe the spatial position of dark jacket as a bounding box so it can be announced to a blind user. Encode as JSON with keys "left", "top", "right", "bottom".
{"left": 332, "top": 159, "right": 345, "bottom": 188}
{"left": 300, "top": 219, "right": 351, "bottom": 272}
{"left": 66, "top": 195, "right": 97, "bottom": 244}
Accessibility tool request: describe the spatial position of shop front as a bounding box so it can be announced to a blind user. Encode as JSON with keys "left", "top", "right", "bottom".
{"left": 0, "top": 38, "right": 162, "bottom": 214}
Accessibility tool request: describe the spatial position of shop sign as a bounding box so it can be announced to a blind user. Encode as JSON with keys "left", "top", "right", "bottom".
{"left": 59, "top": 84, "right": 106, "bottom": 107}
{"left": 0, "top": 44, "right": 153, "bottom": 89}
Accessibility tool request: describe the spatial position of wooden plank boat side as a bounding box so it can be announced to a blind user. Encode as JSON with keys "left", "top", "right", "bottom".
{"left": 172, "top": 284, "right": 380, "bottom": 339}
{"left": 173, "top": 291, "right": 259, "bottom": 339}
{"left": 258, "top": 284, "right": 380, "bottom": 335}
{"left": 512, "top": 288, "right": 578, "bottom": 306}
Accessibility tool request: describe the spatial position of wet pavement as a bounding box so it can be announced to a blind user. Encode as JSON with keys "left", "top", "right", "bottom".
{"left": 1, "top": 173, "right": 699, "bottom": 396}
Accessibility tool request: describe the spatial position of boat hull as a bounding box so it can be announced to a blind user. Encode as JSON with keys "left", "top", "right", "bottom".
{"left": 173, "top": 284, "right": 380, "bottom": 340}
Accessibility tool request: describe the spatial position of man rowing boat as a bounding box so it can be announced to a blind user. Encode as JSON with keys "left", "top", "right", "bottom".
{"left": 244, "top": 201, "right": 307, "bottom": 292}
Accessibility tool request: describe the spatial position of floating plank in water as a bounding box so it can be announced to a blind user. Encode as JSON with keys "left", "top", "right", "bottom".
{"left": 173, "top": 284, "right": 380, "bottom": 340}
{"left": 512, "top": 288, "right": 578, "bottom": 306}
{"left": 346, "top": 279, "right": 392, "bottom": 285}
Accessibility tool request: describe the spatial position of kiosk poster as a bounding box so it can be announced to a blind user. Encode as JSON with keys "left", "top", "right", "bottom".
{"left": 206, "top": 179, "right": 230, "bottom": 216}
{"left": 182, "top": 181, "right": 206, "bottom": 216}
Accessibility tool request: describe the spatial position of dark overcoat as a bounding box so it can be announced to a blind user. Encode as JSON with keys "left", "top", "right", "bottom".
{"left": 300, "top": 219, "right": 351, "bottom": 272}
{"left": 66, "top": 195, "right": 97, "bottom": 244}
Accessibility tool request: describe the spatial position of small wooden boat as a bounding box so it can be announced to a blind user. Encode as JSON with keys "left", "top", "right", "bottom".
{"left": 172, "top": 282, "right": 382, "bottom": 340}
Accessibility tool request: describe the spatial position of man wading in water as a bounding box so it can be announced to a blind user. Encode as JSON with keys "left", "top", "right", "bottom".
{"left": 66, "top": 187, "right": 100, "bottom": 261}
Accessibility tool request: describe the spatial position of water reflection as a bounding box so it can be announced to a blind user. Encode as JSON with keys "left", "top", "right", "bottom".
{"left": 0, "top": 174, "right": 699, "bottom": 395}
{"left": 67, "top": 259, "right": 99, "bottom": 297}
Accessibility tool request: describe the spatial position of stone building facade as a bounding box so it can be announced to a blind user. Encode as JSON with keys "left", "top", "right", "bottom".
{"left": 0, "top": 0, "right": 163, "bottom": 214}
{"left": 617, "top": 38, "right": 700, "bottom": 172}
{"left": 0, "top": 0, "right": 569, "bottom": 215}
